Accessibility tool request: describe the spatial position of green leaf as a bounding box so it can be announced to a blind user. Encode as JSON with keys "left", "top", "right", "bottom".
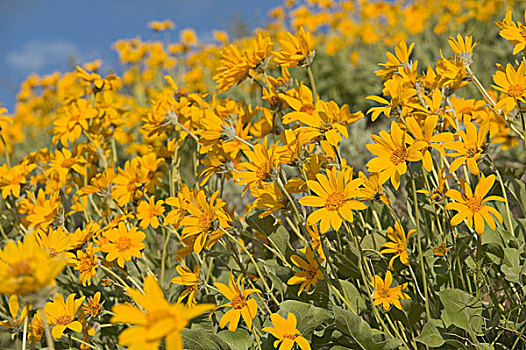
{"left": 340, "top": 280, "right": 367, "bottom": 313}
{"left": 182, "top": 329, "right": 231, "bottom": 350}
{"left": 246, "top": 211, "right": 277, "bottom": 236}
{"left": 415, "top": 320, "right": 445, "bottom": 347}
{"left": 268, "top": 226, "right": 291, "bottom": 258}
{"left": 333, "top": 306, "right": 403, "bottom": 350}
{"left": 277, "top": 300, "right": 332, "bottom": 338}
{"left": 438, "top": 289, "right": 483, "bottom": 335}
{"left": 217, "top": 330, "right": 252, "bottom": 350}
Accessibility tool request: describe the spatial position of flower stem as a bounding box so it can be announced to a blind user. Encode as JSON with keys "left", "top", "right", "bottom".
{"left": 408, "top": 166, "right": 431, "bottom": 321}
{"left": 40, "top": 307, "right": 55, "bottom": 350}
{"left": 220, "top": 226, "right": 280, "bottom": 306}
{"left": 307, "top": 66, "right": 318, "bottom": 103}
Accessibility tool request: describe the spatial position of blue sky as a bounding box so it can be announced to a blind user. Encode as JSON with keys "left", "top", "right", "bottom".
{"left": 0, "top": 0, "right": 279, "bottom": 109}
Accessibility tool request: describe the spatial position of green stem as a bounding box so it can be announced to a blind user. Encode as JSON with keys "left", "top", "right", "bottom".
{"left": 219, "top": 226, "right": 280, "bottom": 306}
{"left": 306, "top": 66, "right": 318, "bottom": 103}
{"left": 408, "top": 166, "right": 431, "bottom": 321}
{"left": 40, "top": 307, "right": 55, "bottom": 350}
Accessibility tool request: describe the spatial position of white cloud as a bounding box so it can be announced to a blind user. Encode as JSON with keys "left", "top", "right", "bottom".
{"left": 6, "top": 40, "right": 99, "bottom": 72}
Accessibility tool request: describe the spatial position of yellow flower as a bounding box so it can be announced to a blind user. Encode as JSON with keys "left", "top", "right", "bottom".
{"left": 263, "top": 312, "right": 311, "bottom": 350}
{"left": 148, "top": 19, "right": 175, "bottom": 32}
{"left": 112, "top": 275, "right": 213, "bottom": 350}
{"left": 358, "top": 171, "right": 391, "bottom": 205}
{"left": 375, "top": 41, "right": 415, "bottom": 81}
{"left": 273, "top": 27, "right": 314, "bottom": 67}
{"left": 28, "top": 310, "right": 44, "bottom": 346}
{"left": 444, "top": 120, "right": 488, "bottom": 175}
{"left": 136, "top": 196, "right": 165, "bottom": 229}
{"left": 213, "top": 34, "right": 272, "bottom": 92}
{"left": 214, "top": 272, "right": 261, "bottom": 332}
{"left": 0, "top": 295, "right": 29, "bottom": 329}
{"left": 52, "top": 98, "right": 98, "bottom": 145}
{"left": 433, "top": 242, "right": 449, "bottom": 257}
{"left": 100, "top": 222, "right": 146, "bottom": 268}
{"left": 0, "top": 161, "right": 36, "bottom": 199}
{"left": 180, "top": 190, "right": 230, "bottom": 255}
{"left": 0, "top": 232, "right": 65, "bottom": 296}
{"left": 299, "top": 167, "right": 366, "bottom": 233}
{"left": 445, "top": 173, "right": 506, "bottom": 234}
{"left": 366, "top": 121, "right": 427, "bottom": 190}
{"left": 405, "top": 113, "right": 453, "bottom": 172}
{"left": 112, "top": 160, "right": 149, "bottom": 206}
{"left": 234, "top": 138, "right": 281, "bottom": 194}
{"left": 180, "top": 28, "right": 198, "bottom": 46}
{"left": 287, "top": 246, "right": 324, "bottom": 295}
{"left": 170, "top": 261, "right": 199, "bottom": 307}
{"left": 44, "top": 293, "right": 85, "bottom": 339}
{"left": 379, "top": 221, "right": 415, "bottom": 270}
{"left": 491, "top": 62, "right": 526, "bottom": 112}
{"left": 449, "top": 33, "right": 477, "bottom": 64}
{"left": 74, "top": 243, "right": 98, "bottom": 287}
{"left": 48, "top": 148, "right": 86, "bottom": 185}
{"left": 371, "top": 271, "right": 410, "bottom": 311}
{"left": 280, "top": 84, "right": 316, "bottom": 124}
{"left": 81, "top": 292, "right": 102, "bottom": 319}
{"left": 498, "top": 10, "right": 526, "bottom": 55}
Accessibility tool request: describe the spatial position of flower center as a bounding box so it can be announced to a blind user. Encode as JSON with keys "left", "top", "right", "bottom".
{"left": 507, "top": 84, "right": 525, "bottom": 99}
{"left": 9, "top": 261, "right": 31, "bottom": 278}
{"left": 283, "top": 333, "right": 299, "bottom": 340}
{"left": 198, "top": 211, "right": 214, "bottom": 231}
{"left": 55, "top": 315, "right": 73, "bottom": 325}
{"left": 231, "top": 295, "right": 247, "bottom": 309}
{"left": 466, "top": 196, "right": 483, "bottom": 212}
{"left": 115, "top": 236, "right": 132, "bottom": 252}
{"left": 377, "top": 288, "right": 390, "bottom": 298}
{"left": 61, "top": 158, "right": 76, "bottom": 169}
{"left": 256, "top": 163, "right": 269, "bottom": 180}
{"left": 300, "top": 104, "right": 315, "bottom": 114}
{"left": 390, "top": 149, "right": 408, "bottom": 165}
{"left": 466, "top": 145, "right": 479, "bottom": 158}
{"left": 325, "top": 191, "right": 346, "bottom": 211}
{"left": 459, "top": 106, "right": 472, "bottom": 115}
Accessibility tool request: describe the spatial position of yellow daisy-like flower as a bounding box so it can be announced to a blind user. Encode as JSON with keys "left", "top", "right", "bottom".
{"left": 112, "top": 275, "right": 213, "bottom": 350}
{"left": 379, "top": 221, "right": 415, "bottom": 270}
{"left": 214, "top": 272, "right": 261, "bottom": 332}
{"left": 233, "top": 138, "right": 281, "bottom": 194}
{"left": 445, "top": 173, "right": 506, "bottom": 235}
{"left": 366, "top": 121, "right": 427, "bottom": 190}
{"left": 0, "top": 295, "right": 29, "bottom": 330}
{"left": 82, "top": 291, "right": 103, "bottom": 318}
{"left": 74, "top": 243, "right": 98, "bottom": 287}
{"left": 48, "top": 148, "right": 87, "bottom": 185}
{"left": 0, "top": 232, "right": 65, "bottom": 296}
{"left": 444, "top": 120, "right": 488, "bottom": 175}
{"left": 498, "top": 10, "right": 526, "bottom": 55}
{"left": 287, "top": 246, "right": 324, "bottom": 296}
{"left": 492, "top": 62, "right": 526, "bottom": 112}
{"left": 28, "top": 310, "right": 44, "bottom": 346}
{"left": 405, "top": 114, "right": 453, "bottom": 172}
{"left": 170, "top": 261, "right": 199, "bottom": 307}
{"left": 273, "top": 27, "right": 314, "bottom": 68}
{"left": 371, "top": 271, "right": 410, "bottom": 311}
{"left": 299, "top": 167, "right": 366, "bottom": 233}
{"left": 448, "top": 33, "right": 478, "bottom": 64}
{"left": 180, "top": 190, "right": 230, "bottom": 255}
{"left": 358, "top": 171, "right": 391, "bottom": 205}
{"left": 136, "top": 196, "right": 165, "bottom": 229}
{"left": 44, "top": 293, "right": 85, "bottom": 339}
{"left": 263, "top": 312, "right": 311, "bottom": 350}
{"left": 100, "top": 222, "right": 146, "bottom": 268}
{"left": 148, "top": 19, "right": 175, "bottom": 32}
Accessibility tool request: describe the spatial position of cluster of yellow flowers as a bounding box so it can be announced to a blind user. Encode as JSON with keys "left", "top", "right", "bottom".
{"left": 0, "top": 1, "right": 525, "bottom": 349}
